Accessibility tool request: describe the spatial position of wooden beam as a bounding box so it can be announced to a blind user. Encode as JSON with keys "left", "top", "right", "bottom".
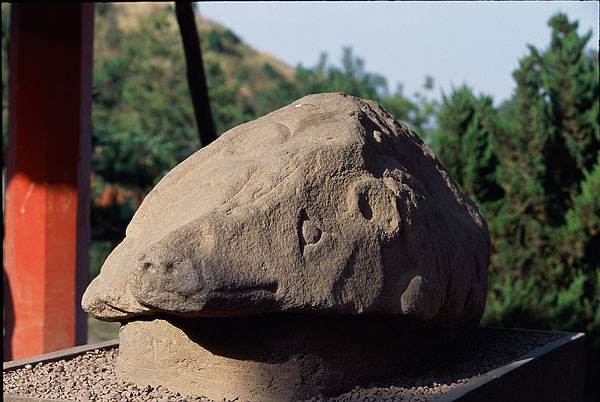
{"left": 175, "top": 1, "right": 218, "bottom": 147}
{"left": 3, "top": 3, "right": 94, "bottom": 360}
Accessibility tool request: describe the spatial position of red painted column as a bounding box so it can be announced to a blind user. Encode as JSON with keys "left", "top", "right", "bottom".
{"left": 3, "top": 3, "right": 94, "bottom": 360}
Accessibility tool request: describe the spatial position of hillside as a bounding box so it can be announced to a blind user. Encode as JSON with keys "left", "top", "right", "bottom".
{"left": 95, "top": 3, "right": 295, "bottom": 111}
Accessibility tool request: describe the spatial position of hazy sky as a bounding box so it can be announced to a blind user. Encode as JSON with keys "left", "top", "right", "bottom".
{"left": 198, "top": 1, "right": 599, "bottom": 104}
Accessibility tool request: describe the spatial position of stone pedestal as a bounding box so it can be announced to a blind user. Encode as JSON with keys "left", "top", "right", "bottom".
{"left": 116, "top": 315, "right": 452, "bottom": 401}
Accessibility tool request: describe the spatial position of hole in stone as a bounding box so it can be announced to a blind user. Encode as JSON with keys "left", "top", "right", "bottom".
{"left": 358, "top": 192, "right": 373, "bottom": 220}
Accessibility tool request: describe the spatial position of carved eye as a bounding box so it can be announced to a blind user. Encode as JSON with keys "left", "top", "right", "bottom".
{"left": 302, "top": 219, "right": 322, "bottom": 245}
{"left": 347, "top": 177, "right": 401, "bottom": 235}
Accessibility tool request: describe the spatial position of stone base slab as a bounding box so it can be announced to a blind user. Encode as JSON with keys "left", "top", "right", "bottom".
{"left": 116, "top": 315, "right": 455, "bottom": 401}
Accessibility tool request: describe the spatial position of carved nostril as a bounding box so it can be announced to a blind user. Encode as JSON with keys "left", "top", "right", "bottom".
{"left": 138, "top": 256, "right": 177, "bottom": 273}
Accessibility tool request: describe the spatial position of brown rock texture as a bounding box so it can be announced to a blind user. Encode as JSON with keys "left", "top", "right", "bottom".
{"left": 82, "top": 92, "right": 490, "bottom": 327}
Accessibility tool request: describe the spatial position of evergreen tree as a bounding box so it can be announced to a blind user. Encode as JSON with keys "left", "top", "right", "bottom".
{"left": 563, "top": 155, "right": 600, "bottom": 271}
{"left": 483, "top": 14, "right": 599, "bottom": 395}
{"left": 493, "top": 49, "right": 551, "bottom": 280}
{"left": 294, "top": 48, "right": 388, "bottom": 100}
{"left": 493, "top": 13, "right": 599, "bottom": 284}
{"left": 540, "top": 15, "right": 599, "bottom": 224}
{"left": 433, "top": 86, "right": 502, "bottom": 204}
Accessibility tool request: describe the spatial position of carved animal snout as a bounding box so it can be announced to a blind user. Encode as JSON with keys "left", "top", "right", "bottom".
{"left": 127, "top": 230, "right": 209, "bottom": 313}
{"left": 134, "top": 253, "right": 203, "bottom": 296}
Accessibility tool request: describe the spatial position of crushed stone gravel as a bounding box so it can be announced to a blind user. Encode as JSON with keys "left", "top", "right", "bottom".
{"left": 3, "top": 328, "right": 562, "bottom": 402}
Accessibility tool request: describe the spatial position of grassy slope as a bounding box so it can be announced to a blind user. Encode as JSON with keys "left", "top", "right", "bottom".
{"left": 99, "top": 3, "right": 295, "bottom": 103}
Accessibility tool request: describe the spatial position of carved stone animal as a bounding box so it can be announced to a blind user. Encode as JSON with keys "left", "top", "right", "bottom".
{"left": 82, "top": 92, "right": 490, "bottom": 327}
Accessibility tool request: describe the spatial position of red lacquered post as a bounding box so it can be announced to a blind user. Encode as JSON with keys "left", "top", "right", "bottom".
{"left": 3, "top": 3, "right": 94, "bottom": 360}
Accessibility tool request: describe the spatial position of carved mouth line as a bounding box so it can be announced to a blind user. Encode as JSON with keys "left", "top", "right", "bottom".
{"left": 100, "top": 300, "right": 137, "bottom": 319}
{"left": 214, "top": 282, "right": 278, "bottom": 295}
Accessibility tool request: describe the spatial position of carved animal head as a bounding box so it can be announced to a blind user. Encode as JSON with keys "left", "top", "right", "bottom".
{"left": 82, "top": 93, "right": 490, "bottom": 327}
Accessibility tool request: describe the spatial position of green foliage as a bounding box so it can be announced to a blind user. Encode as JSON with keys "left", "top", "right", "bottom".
{"left": 91, "top": 5, "right": 199, "bottom": 248}
{"left": 205, "top": 28, "right": 240, "bottom": 54}
{"left": 484, "top": 272, "right": 599, "bottom": 332}
{"left": 205, "top": 29, "right": 225, "bottom": 53}
{"left": 204, "top": 57, "right": 253, "bottom": 133}
{"left": 433, "top": 86, "right": 503, "bottom": 204}
{"left": 563, "top": 157, "right": 600, "bottom": 269}
{"left": 429, "top": 13, "right": 599, "bottom": 395}
{"left": 432, "top": 13, "right": 600, "bottom": 395}
{"left": 492, "top": 14, "right": 598, "bottom": 284}
{"left": 222, "top": 29, "right": 241, "bottom": 47}
{"left": 89, "top": 241, "right": 113, "bottom": 279}
{"left": 294, "top": 49, "right": 437, "bottom": 138}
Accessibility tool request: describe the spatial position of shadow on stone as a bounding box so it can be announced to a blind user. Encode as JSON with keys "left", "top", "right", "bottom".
{"left": 116, "top": 314, "right": 462, "bottom": 401}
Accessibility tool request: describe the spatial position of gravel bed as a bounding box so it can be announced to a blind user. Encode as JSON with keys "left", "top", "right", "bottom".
{"left": 3, "top": 348, "right": 210, "bottom": 402}
{"left": 3, "top": 328, "right": 562, "bottom": 402}
{"left": 318, "top": 329, "right": 562, "bottom": 401}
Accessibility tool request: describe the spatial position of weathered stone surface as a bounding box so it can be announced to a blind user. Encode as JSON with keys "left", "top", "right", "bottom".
{"left": 82, "top": 92, "right": 490, "bottom": 327}
{"left": 115, "top": 316, "right": 454, "bottom": 401}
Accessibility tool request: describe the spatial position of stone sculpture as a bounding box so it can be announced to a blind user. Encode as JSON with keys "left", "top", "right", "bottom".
{"left": 82, "top": 92, "right": 491, "bottom": 400}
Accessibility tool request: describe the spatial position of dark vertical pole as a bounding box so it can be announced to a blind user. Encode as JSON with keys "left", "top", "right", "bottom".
{"left": 175, "top": 1, "right": 218, "bottom": 147}
{"left": 77, "top": 3, "right": 94, "bottom": 347}
{"left": 4, "top": 3, "right": 93, "bottom": 359}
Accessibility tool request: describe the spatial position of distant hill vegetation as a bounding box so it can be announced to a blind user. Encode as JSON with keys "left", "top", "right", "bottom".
{"left": 95, "top": 3, "right": 297, "bottom": 136}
